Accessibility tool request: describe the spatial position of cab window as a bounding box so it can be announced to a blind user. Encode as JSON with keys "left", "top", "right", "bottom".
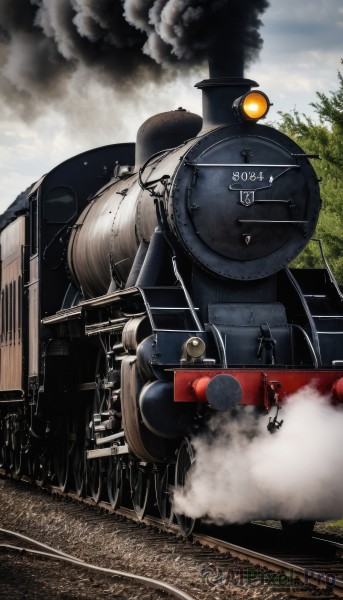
{"left": 44, "top": 187, "right": 76, "bottom": 223}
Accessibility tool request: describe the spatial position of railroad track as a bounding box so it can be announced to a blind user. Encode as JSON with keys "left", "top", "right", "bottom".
{"left": 53, "top": 484, "right": 343, "bottom": 597}
{"left": 1, "top": 470, "right": 343, "bottom": 598}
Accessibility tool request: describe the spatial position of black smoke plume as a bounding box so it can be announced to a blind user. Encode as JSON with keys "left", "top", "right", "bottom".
{"left": 0, "top": 0, "right": 269, "bottom": 114}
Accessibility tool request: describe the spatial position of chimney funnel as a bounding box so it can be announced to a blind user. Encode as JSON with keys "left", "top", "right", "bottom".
{"left": 195, "top": 41, "right": 258, "bottom": 132}
{"left": 207, "top": 39, "right": 244, "bottom": 79}
{"left": 196, "top": 77, "right": 258, "bottom": 132}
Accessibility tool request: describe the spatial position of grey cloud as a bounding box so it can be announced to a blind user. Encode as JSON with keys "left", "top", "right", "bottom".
{"left": 0, "top": 0, "right": 269, "bottom": 117}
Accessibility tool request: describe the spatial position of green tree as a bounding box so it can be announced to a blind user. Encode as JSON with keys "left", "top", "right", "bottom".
{"left": 277, "top": 61, "right": 343, "bottom": 284}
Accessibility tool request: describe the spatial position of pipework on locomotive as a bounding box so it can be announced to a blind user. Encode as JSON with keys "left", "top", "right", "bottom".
{"left": 1, "top": 68, "right": 343, "bottom": 536}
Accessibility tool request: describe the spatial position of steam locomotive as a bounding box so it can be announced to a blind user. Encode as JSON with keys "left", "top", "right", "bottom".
{"left": 1, "top": 73, "right": 343, "bottom": 535}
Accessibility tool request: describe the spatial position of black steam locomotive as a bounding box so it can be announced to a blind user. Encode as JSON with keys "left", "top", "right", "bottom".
{"left": 1, "top": 74, "right": 343, "bottom": 535}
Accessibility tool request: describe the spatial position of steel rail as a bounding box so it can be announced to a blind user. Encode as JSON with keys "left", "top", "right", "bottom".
{"left": 190, "top": 532, "right": 342, "bottom": 595}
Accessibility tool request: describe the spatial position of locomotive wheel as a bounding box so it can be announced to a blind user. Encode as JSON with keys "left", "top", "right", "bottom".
{"left": 73, "top": 440, "right": 86, "bottom": 497}
{"left": 53, "top": 418, "right": 70, "bottom": 492}
{"left": 130, "top": 462, "right": 153, "bottom": 520}
{"left": 87, "top": 457, "right": 104, "bottom": 503}
{"left": 12, "top": 449, "right": 23, "bottom": 479}
{"left": 0, "top": 444, "right": 8, "bottom": 470}
{"left": 155, "top": 464, "right": 174, "bottom": 526}
{"left": 86, "top": 398, "right": 104, "bottom": 503}
{"left": 10, "top": 430, "right": 23, "bottom": 479}
{"left": 0, "top": 423, "right": 9, "bottom": 470}
{"left": 26, "top": 447, "right": 36, "bottom": 479}
{"left": 34, "top": 454, "right": 50, "bottom": 488}
{"left": 86, "top": 349, "right": 108, "bottom": 504}
{"left": 174, "top": 438, "right": 197, "bottom": 537}
{"left": 107, "top": 457, "right": 123, "bottom": 510}
{"left": 72, "top": 416, "right": 87, "bottom": 497}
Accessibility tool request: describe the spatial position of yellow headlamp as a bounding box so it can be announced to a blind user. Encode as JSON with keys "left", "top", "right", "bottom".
{"left": 233, "top": 90, "right": 271, "bottom": 121}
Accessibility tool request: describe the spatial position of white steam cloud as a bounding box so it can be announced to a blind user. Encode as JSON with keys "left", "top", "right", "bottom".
{"left": 173, "top": 387, "right": 343, "bottom": 524}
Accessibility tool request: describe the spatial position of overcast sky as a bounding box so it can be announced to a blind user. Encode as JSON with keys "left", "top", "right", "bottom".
{"left": 0, "top": 0, "right": 342, "bottom": 213}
